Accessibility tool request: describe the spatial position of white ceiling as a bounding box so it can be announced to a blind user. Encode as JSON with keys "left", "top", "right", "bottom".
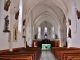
{"left": 14, "top": 0, "right": 69, "bottom": 27}
{"left": 28, "top": 0, "right": 67, "bottom": 28}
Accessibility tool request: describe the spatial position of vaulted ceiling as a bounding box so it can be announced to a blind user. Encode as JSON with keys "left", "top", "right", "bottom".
{"left": 22, "top": 0, "right": 69, "bottom": 27}
{"left": 13, "top": 0, "right": 70, "bottom": 26}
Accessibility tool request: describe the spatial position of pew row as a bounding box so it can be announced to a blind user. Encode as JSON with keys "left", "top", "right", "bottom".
{"left": 51, "top": 47, "right": 80, "bottom": 60}
{"left": 0, "top": 47, "right": 41, "bottom": 60}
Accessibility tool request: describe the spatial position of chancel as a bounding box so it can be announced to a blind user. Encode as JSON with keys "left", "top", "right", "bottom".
{"left": 0, "top": 0, "right": 80, "bottom": 60}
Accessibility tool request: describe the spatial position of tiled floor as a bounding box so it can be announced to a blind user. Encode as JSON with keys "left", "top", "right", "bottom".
{"left": 40, "top": 50, "right": 56, "bottom": 60}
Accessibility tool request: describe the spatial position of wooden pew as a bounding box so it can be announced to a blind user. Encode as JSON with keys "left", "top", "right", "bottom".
{"left": 51, "top": 47, "right": 67, "bottom": 59}
{"left": 13, "top": 47, "right": 41, "bottom": 60}
{"left": 62, "top": 51, "right": 80, "bottom": 60}
{"left": 51, "top": 47, "right": 80, "bottom": 60}
{"left": 72, "top": 58, "right": 80, "bottom": 60}
{"left": 0, "top": 53, "right": 35, "bottom": 60}
{"left": 24, "top": 47, "right": 41, "bottom": 60}
{"left": 58, "top": 49, "right": 80, "bottom": 60}
{"left": 67, "top": 55, "right": 80, "bottom": 60}
{"left": 51, "top": 47, "right": 67, "bottom": 56}
{"left": 59, "top": 49, "right": 80, "bottom": 60}
{"left": 20, "top": 47, "right": 41, "bottom": 60}
{"left": 0, "top": 47, "right": 41, "bottom": 60}
{"left": 0, "top": 55, "right": 32, "bottom": 60}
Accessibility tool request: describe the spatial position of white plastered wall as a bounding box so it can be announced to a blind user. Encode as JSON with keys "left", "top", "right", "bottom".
{"left": 0, "top": 0, "right": 25, "bottom": 50}
{"left": 68, "top": 0, "right": 80, "bottom": 47}
{"left": 0, "top": 0, "right": 10, "bottom": 50}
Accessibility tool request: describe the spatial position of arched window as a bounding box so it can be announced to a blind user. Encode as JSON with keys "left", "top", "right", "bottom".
{"left": 52, "top": 27, "right": 54, "bottom": 38}
{"left": 18, "top": 0, "right": 22, "bottom": 33}
{"left": 44, "top": 27, "right": 47, "bottom": 38}
{"left": 38, "top": 27, "right": 41, "bottom": 39}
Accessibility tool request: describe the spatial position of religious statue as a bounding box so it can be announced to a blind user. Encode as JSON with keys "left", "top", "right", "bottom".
{"left": 44, "top": 33, "right": 47, "bottom": 39}
{"left": 68, "top": 19, "right": 71, "bottom": 25}
{"left": 34, "top": 34, "right": 37, "bottom": 39}
{"left": 22, "top": 29, "right": 26, "bottom": 38}
{"left": 15, "top": 10, "right": 19, "bottom": 20}
{"left": 76, "top": 10, "right": 80, "bottom": 19}
{"left": 4, "top": 0, "right": 11, "bottom": 11}
{"left": 68, "top": 28, "right": 71, "bottom": 38}
{"left": 55, "top": 34, "right": 58, "bottom": 39}
{"left": 3, "top": 15, "right": 10, "bottom": 32}
{"left": 23, "top": 19, "right": 26, "bottom": 26}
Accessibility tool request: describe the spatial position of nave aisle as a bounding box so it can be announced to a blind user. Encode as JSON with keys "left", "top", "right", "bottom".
{"left": 40, "top": 50, "right": 55, "bottom": 60}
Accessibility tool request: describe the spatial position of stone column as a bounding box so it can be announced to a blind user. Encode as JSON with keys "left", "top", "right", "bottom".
{"left": 9, "top": 2, "right": 14, "bottom": 51}
{"left": 60, "top": 26, "right": 64, "bottom": 47}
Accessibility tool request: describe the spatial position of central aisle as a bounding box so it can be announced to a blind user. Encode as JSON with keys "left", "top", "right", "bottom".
{"left": 40, "top": 50, "right": 55, "bottom": 60}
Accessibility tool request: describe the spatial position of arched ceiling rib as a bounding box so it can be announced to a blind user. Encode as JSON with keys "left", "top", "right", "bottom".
{"left": 40, "top": 21, "right": 52, "bottom": 30}
{"left": 33, "top": 11, "right": 60, "bottom": 26}
{"left": 32, "top": 6, "right": 62, "bottom": 25}
{"left": 40, "top": 21, "right": 52, "bottom": 27}
{"left": 26, "top": 0, "right": 68, "bottom": 19}
{"left": 34, "top": 15, "right": 58, "bottom": 34}
{"left": 25, "top": 0, "right": 67, "bottom": 28}
{"left": 34, "top": 15, "right": 58, "bottom": 30}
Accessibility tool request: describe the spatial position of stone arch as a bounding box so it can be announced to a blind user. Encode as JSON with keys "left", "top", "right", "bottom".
{"left": 34, "top": 15, "right": 57, "bottom": 29}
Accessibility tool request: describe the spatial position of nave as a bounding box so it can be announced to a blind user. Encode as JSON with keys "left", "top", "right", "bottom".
{"left": 0, "top": 0, "right": 80, "bottom": 60}
{"left": 40, "top": 50, "right": 55, "bottom": 60}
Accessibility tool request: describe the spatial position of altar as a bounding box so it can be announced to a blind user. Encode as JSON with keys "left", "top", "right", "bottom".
{"left": 41, "top": 39, "right": 51, "bottom": 50}
{"left": 42, "top": 44, "right": 51, "bottom": 50}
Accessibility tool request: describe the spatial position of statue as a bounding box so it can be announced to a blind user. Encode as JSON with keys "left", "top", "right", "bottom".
{"left": 68, "top": 28, "right": 71, "bottom": 38}
{"left": 44, "top": 33, "right": 47, "bottom": 39}
{"left": 55, "top": 34, "right": 58, "bottom": 39}
{"left": 4, "top": 0, "right": 11, "bottom": 11}
{"left": 45, "top": 33, "right": 47, "bottom": 36}
{"left": 23, "top": 19, "right": 26, "bottom": 26}
{"left": 76, "top": 10, "right": 80, "bottom": 19}
{"left": 3, "top": 15, "right": 10, "bottom": 32}
{"left": 15, "top": 10, "right": 19, "bottom": 20}
{"left": 34, "top": 34, "right": 37, "bottom": 39}
{"left": 22, "top": 29, "right": 26, "bottom": 38}
{"left": 68, "top": 19, "right": 71, "bottom": 25}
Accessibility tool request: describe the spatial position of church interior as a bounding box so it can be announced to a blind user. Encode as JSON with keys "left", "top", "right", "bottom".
{"left": 0, "top": 0, "right": 80, "bottom": 60}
